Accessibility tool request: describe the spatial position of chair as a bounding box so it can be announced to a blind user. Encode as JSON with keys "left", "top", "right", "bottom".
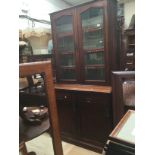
{"left": 111, "top": 71, "right": 135, "bottom": 127}
{"left": 19, "top": 61, "right": 63, "bottom": 155}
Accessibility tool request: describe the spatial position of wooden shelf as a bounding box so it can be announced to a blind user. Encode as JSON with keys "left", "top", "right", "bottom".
{"left": 60, "top": 66, "right": 75, "bottom": 69}
{"left": 85, "top": 48, "right": 104, "bottom": 53}
{"left": 57, "top": 32, "right": 73, "bottom": 38}
{"left": 59, "top": 52, "right": 74, "bottom": 55}
{"left": 55, "top": 84, "right": 112, "bottom": 94}
{"left": 82, "top": 27, "right": 103, "bottom": 33}
{"left": 128, "top": 44, "right": 135, "bottom": 46}
{"left": 85, "top": 64, "right": 104, "bottom": 68}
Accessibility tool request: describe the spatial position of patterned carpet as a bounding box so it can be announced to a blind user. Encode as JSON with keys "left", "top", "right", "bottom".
{"left": 25, "top": 132, "right": 102, "bottom": 155}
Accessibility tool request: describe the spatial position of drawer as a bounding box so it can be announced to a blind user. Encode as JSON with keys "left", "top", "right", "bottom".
{"left": 56, "top": 91, "right": 73, "bottom": 102}
{"left": 79, "top": 93, "right": 109, "bottom": 104}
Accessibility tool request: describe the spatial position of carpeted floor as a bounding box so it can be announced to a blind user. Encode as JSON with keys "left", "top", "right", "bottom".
{"left": 25, "top": 132, "right": 103, "bottom": 155}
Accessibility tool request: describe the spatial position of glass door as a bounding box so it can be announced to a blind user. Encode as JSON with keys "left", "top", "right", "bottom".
{"left": 53, "top": 12, "right": 77, "bottom": 81}
{"left": 78, "top": 6, "right": 105, "bottom": 83}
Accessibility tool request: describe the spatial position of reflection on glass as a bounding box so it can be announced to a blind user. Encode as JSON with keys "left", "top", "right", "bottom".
{"left": 61, "top": 69, "right": 76, "bottom": 79}
{"left": 85, "top": 68, "right": 104, "bottom": 80}
{"left": 58, "top": 36, "right": 74, "bottom": 51}
{"left": 60, "top": 55, "right": 75, "bottom": 66}
{"left": 56, "top": 16, "right": 72, "bottom": 33}
{"left": 85, "top": 52, "right": 104, "bottom": 65}
{"left": 81, "top": 8, "right": 104, "bottom": 49}
{"left": 81, "top": 8, "right": 104, "bottom": 29}
{"left": 122, "top": 81, "right": 135, "bottom": 107}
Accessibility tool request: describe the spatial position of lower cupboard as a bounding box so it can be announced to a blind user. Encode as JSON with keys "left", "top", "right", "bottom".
{"left": 56, "top": 90, "right": 113, "bottom": 153}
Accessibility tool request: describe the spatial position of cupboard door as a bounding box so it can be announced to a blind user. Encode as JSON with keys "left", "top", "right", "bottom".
{"left": 52, "top": 10, "right": 78, "bottom": 82}
{"left": 77, "top": 1, "right": 107, "bottom": 84}
{"left": 56, "top": 91, "right": 76, "bottom": 136}
{"left": 78, "top": 93, "right": 112, "bottom": 144}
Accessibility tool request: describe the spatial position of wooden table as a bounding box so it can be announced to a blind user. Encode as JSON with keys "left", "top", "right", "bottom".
{"left": 19, "top": 116, "right": 50, "bottom": 143}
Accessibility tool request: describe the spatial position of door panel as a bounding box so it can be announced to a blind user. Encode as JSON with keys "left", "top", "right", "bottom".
{"left": 52, "top": 10, "right": 78, "bottom": 82}
{"left": 78, "top": 93, "right": 113, "bottom": 143}
{"left": 77, "top": 3, "right": 107, "bottom": 84}
{"left": 56, "top": 91, "right": 76, "bottom": 136}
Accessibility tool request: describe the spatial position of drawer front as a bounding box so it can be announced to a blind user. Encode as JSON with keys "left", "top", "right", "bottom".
{"left": 56, "top": 91, "right": 73, "bottom": 102}
{"left": 79, "top": 93, "right": 109, "bottom": 105}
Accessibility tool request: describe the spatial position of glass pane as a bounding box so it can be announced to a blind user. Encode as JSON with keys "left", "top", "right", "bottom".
{"left": 81, "top": 8, "right": 104, "bottom": 49}
{"left": 83, "top": 29, "right": 103, "bottom": 49}
{"left": 57, "top": 36, "right": 74, "bottom": 52}
{"left": 60, "top": 55, "right": 75, "bottom": 66}
{"left": 81, "top": 8, "right": 104, "bottom": 29}
{"left": 56, "top": 16, "right": 72, "bottom": 33}
{"left": 60, "top": 69, "right": 76, "bottom": 79}
{"left": 85, "top": 68, "right": 104, "bottom": 80}
{"left": 85, "top": 52, "right": 104, "bottom": 65}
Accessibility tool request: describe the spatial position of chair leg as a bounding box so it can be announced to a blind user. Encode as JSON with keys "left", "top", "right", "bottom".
{"left": 19, "top": 141, "right": 28, "bottom": 155}
{"left": 20, "top": 141, "right": 37, "bottom": 155}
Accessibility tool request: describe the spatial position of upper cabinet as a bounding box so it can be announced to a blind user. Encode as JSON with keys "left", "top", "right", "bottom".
{"left": 50, "top": 0, "right": 119, "bottom": 85}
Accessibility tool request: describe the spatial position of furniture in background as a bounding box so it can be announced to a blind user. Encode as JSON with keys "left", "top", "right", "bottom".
{"left": 19, "top": 54, "right": 51, "bottom": 63}
{"left": 121, "top": 15, "right": 135, "bottom": 71}
{"left": 19, "top": 61, "right": 63, "bottom": 155}
{"left": 112, "top": 71, "right": 135, "bottom": 127}
{"left": 50, "top": 0, "right": 119, "bottom": 85}
{"left": 104, "top": 110, "right": 135, "bottom": 155}
{"left": 123, "top": 29, "right": 135, "bottom": 71}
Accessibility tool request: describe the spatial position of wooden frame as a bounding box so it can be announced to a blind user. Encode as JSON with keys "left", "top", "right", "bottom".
{"left": 109, "top": 110, "right": 135, "bottom": 147}
{"left": 112, "top": 71, "right": 135, "bottom": 127}
{"left": 19, "top": 61, "right": 63, "bottom": 155}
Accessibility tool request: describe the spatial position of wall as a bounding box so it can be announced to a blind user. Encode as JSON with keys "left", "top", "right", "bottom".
{"left": 19, "top": 0, "right": 71, "bottom": 21}
{"left": 19, "top": 0, "right": 135, "bottom": 29}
